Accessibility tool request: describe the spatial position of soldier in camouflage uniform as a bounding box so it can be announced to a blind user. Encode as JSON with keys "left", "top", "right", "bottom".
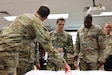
{"left": 0, "top": 6, "right": 71, "bottom": 75}
{"left": 47, "top": 18, "right": 74, "bottom": 70}
{"left": 75, "top": 14, "right": 106, "bottom": 70}
{"left": 103, "top": 22, "right": 112, "bottom": 71}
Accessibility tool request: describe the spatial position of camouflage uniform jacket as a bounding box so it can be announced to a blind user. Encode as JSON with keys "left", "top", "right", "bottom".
{"left": 104, "top": 34, "right": 112, "bottom": 60}
{"left": 17, "top": 41, "right": 39, "bottom": 75}
{"left": 19, "top": 41, "right": 38, "bottom": 64}
{"left": 0, "top": 13, "right": 65, "bottom": 72}
{"left": 49, "top": 30, "right": 74, "bottom": 63}
{"left": 75, "top": 24, "right": 106, "bottom": 63}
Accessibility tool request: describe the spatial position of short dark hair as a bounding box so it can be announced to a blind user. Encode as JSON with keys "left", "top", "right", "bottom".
{"left": 37, "top": 6, "right": 50, "bottom": 17}
{"left": 84, "top": 14, "right": 92, "bottom": 21}
{"left": 56, "top": 18, "right": 65, "bottom": 23}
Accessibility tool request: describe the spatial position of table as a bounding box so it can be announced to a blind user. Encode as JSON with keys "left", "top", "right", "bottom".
{"left": 25, "top": 70, "right": 112, "bottom": 75}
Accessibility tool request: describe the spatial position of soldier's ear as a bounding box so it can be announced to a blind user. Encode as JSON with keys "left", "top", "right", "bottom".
{"left": 41, "top": 17, "right": 47, "bottom": 21}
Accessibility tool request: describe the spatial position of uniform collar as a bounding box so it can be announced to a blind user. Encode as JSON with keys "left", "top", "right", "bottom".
{"left": 34, "top": 13, "right": 41, "bottom": 20}
{"left": 53, "top": 30, "right": 65, "bottom": 35}
{"left": 34, "top": 13, "right": 45, "bottom": 26}
{"left": 106, "top": 33, "right": 112, "bottom": 37}
{"left": 83, "top": 24, "right": 94, "bottom": 31}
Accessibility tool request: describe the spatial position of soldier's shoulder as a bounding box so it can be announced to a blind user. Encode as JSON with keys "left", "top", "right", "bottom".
{"left": 66, "top": 31, "right": 72, "bottom": 37}
{"left": 18, "top": 13, "right": 35, "bottom": 21}
{"left": 20, "top": 13, "right": 33, "bottom": 16}
{"left": 63, "top": 31, "right": 68, "bottom": 34}
{"left": 93, "top": 24, "right": 103, "bottom": 30}
{"left": 77, "top": 25, "right": 84, "bottom": 32}
{"left": 62, "top": 31, "right": 70, "bottom": 36}
{"left": 93, "top": 24, "right": 104, "bottom": 33}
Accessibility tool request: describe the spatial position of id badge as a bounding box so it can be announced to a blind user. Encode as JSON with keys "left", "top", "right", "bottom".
{"left": 54, "top": 46, "right": 60, "bottom": 49}
{"left": 82, "top": 41, "right": 87, "bottom": 48}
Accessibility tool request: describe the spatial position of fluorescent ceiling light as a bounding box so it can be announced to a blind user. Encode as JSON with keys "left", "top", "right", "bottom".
{"left": 92, "top": 12, "right": 112, "bottom": 17}
{"left": 48, "top": 14, "right": 69, "bottom": 19}
{"left": 100, "top": 12, "right": 112, "bottom": 16}
{"left": 4, "top": 13, "right": 69, "bottom": 21}
{"left": 4, "top": 16, "right": 16, "bottom": 21}
{"left": 92, "top": 14, "right": 101, "bottom": 17}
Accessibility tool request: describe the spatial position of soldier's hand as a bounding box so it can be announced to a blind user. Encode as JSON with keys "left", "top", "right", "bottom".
{"left": 74, "top": 56, "right": 79, "bottom": 68}
{"left": 74, "top": 62, "right": 77, "bottom": 67}
{"left": 74, "top": 56, "right": 78, "bottom": 61}
{"left": 64, "top": 62, "right": 71, "bottom": 73}
{"left": 35, "top": 63, "right": 40, "bottom": 69}
{"left": 97, "top": 61, "right": 104, "bottom": 68}
{"left": 17, "top": 62, "right": 20, "bottom": 68}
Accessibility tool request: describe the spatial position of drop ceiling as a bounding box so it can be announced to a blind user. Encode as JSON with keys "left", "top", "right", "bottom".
{"left": 0, "top": 0, "right": 112, "bottom": 30}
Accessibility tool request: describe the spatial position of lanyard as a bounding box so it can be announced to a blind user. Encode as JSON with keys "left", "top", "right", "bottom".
{"left": 84, "top": 28, "right": 89, "bottom": 40}
{"left": 82, "top": 28, "right": 89, "bottom": 48}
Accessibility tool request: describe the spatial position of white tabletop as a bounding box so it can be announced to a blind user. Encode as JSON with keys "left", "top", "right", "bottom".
{"left": 25, "top": 70, "right": 112, "bottom": 75}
